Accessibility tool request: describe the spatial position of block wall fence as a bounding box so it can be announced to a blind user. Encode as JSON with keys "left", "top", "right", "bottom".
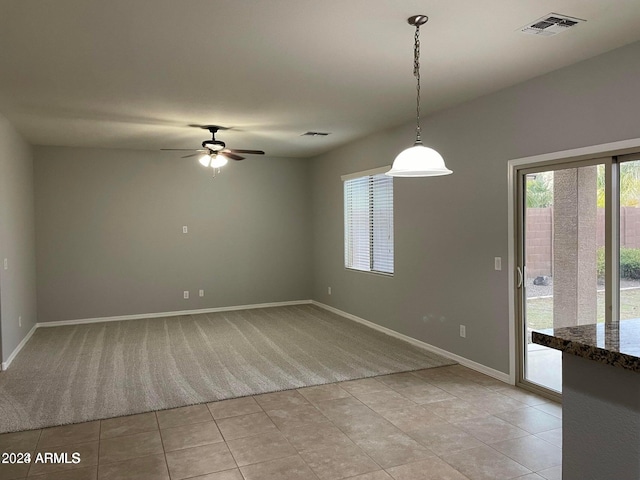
{"left": 526, "top": 207, "right": 640, "bottom": 277}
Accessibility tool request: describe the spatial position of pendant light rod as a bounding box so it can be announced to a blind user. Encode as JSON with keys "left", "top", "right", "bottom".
{"left": 408, "top": 15, "right": 428, "bottom": 144}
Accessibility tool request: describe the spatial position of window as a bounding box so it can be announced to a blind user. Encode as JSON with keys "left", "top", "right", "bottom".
{"left": 343, "top": 167, "right": 394, "bottom": 274}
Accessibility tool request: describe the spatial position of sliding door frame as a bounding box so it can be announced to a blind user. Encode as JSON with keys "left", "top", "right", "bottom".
{"left": 507, "top": 138, "right": 640, "bottom": 396}
{"left": 516, "top": 157, "right": 612, "bottom": 400}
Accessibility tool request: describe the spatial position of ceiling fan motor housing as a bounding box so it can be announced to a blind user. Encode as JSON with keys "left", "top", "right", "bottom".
{"left": 202, "top": 139, "right": 226, "bottom": 151}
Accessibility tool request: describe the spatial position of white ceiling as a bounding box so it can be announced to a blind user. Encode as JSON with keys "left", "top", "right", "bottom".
{"left": 1, "top": 0, "right": 640, "bottom": 158}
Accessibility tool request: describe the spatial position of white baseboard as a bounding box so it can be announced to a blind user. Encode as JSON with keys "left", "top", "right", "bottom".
{"left": 311, "top": 301, "right": 511, "bottom": 384}
{"left": 1, "top": 323, "right": 38, "bottom": 370}
{"left": 37, "top": 300, "right": 313, "bottom": 328}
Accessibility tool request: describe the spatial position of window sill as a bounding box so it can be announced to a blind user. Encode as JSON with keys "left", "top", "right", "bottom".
{"left": 344, "top": 267, "right": 394, "bottom": 278}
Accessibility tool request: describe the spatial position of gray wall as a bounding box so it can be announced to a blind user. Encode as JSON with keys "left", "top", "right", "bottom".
{"left": 34, "top": 147, "right": 312, "bottom": 322}
{"left": 0, "top": 114, "right": 37, "bottom": 364}
{"left": 310, "top": 40, "right": 640, "bottom": 374}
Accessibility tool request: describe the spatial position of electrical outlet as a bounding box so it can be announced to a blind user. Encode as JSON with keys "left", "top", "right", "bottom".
{"left": 460, "top": 325, "right": 466, "bottom": 338}
{"left": 19, "top": 316, "right": 22, "bottom": 327}
{"left": 183, "top": 291, "right": 189, "bottom": 299}
{"left": 199, "top": 289, "right": 204, "bottom": 297}
{"left": 182, "top": 226, "right": 188, "bottom": 234}
{"left": 3, "top": 258, "right": 7, "bottom": 270}
{"left": 494, "top": 257, "right": 502, "bottom": 270}
{"left": 328, "top": 287, "right": 332, "bottom": 295}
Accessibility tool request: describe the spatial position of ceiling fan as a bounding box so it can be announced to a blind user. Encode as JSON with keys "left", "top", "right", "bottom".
{"left": 162, "top": 126, "right": 265, "bottom": 169}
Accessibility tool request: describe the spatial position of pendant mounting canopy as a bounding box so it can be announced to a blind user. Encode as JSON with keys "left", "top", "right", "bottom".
{"left": 408, "top": 15, "right": 428, "bottom": 26}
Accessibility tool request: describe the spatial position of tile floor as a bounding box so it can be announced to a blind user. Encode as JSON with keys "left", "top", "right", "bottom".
{"left": 0, "top": 365, "right": 562, "bottom": 480}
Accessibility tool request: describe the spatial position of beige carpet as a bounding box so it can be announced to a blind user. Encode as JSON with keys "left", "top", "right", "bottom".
{"left": 0, "top": 304, "right": 455, "bottom": 433}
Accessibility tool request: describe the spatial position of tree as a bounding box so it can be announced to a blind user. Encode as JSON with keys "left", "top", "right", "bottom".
{"left": 597, "top": 162, "right": 640, "bottom": 207}
{"left": 526, "top": 173, "right": 553, "bottom": 208}
{"left": 526, "top": 163, "right": 640, "bottom": 209}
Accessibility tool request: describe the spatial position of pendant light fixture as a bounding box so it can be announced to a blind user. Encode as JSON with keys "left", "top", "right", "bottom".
{"left": 387, "top": 15, "right": 452, "bottom": 177}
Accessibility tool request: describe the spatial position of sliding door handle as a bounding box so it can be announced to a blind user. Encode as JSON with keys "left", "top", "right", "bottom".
{"left": 516, "top": 267, "right": 523, "bottom": 288}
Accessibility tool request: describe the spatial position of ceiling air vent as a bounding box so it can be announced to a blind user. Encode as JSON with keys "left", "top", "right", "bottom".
{"left": 301, "top": 131, "right": 330, "bottom": 137}
{"left": 519, "top": 13, "right": 585, "bottom": 37}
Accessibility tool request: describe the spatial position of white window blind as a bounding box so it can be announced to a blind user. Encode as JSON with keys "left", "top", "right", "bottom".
{"left": 344, "top": 172, "right": 394, "bottom": 274}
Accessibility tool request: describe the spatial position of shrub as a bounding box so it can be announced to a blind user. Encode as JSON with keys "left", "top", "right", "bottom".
{"left": 597, "top": 247, "right": 605, "bottom": 278}
{"left": 597, "top": 247, "right": 640, "bottom": 279}
{"left": 621, "top": 248, "right": 640, "bottom": 279}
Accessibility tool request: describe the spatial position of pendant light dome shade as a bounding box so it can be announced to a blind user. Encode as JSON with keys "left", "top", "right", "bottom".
{"left": 387, "top": 143, "right": 452, "bottom": 177}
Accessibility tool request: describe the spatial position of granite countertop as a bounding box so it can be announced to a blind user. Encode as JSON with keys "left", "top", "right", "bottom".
{"left": 532, "top": 318, "right": 640, "bottom": 372}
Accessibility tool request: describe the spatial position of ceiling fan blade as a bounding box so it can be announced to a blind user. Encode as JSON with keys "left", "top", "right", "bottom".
{"left": 222, "top": 152, "right": 245, "bottom": 161}
{"left": 189, "top": 124, "right": 231, "bottom": 131}
{"left": 225, "top": 149, "right": 265, "bottom": 155}
{"left": 181, "top": 153, "right": 201, "bottom": 158}
{"left": 163, "top": 148, "right": 209, "bottom": 153}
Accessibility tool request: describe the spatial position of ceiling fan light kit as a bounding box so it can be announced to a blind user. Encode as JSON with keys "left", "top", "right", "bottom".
{"left": 162, "top": 125, "right": 265, "bottom": 177}
{"left": 198, "top": 153, "right": 212, "bottom": 167}
{"left": 387, "top": 15, "right": 453, "bottom": 178}
{"left": 210, "top": 155, "right": 228, "bottom": 168}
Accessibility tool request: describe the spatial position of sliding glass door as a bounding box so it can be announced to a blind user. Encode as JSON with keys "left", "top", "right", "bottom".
{"left": 616, "top": 156, "right": 640, "bottom": 322}
{"left": 516, "top": 152, "right": 640, "bottom": 396}
{"left": 518, "top": 161, "right": 606, "bottom": 393}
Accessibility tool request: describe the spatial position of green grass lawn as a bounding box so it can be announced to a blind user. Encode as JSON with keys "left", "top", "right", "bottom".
{"left": 526, "top": 288, "right": 640, "bottom": 330}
